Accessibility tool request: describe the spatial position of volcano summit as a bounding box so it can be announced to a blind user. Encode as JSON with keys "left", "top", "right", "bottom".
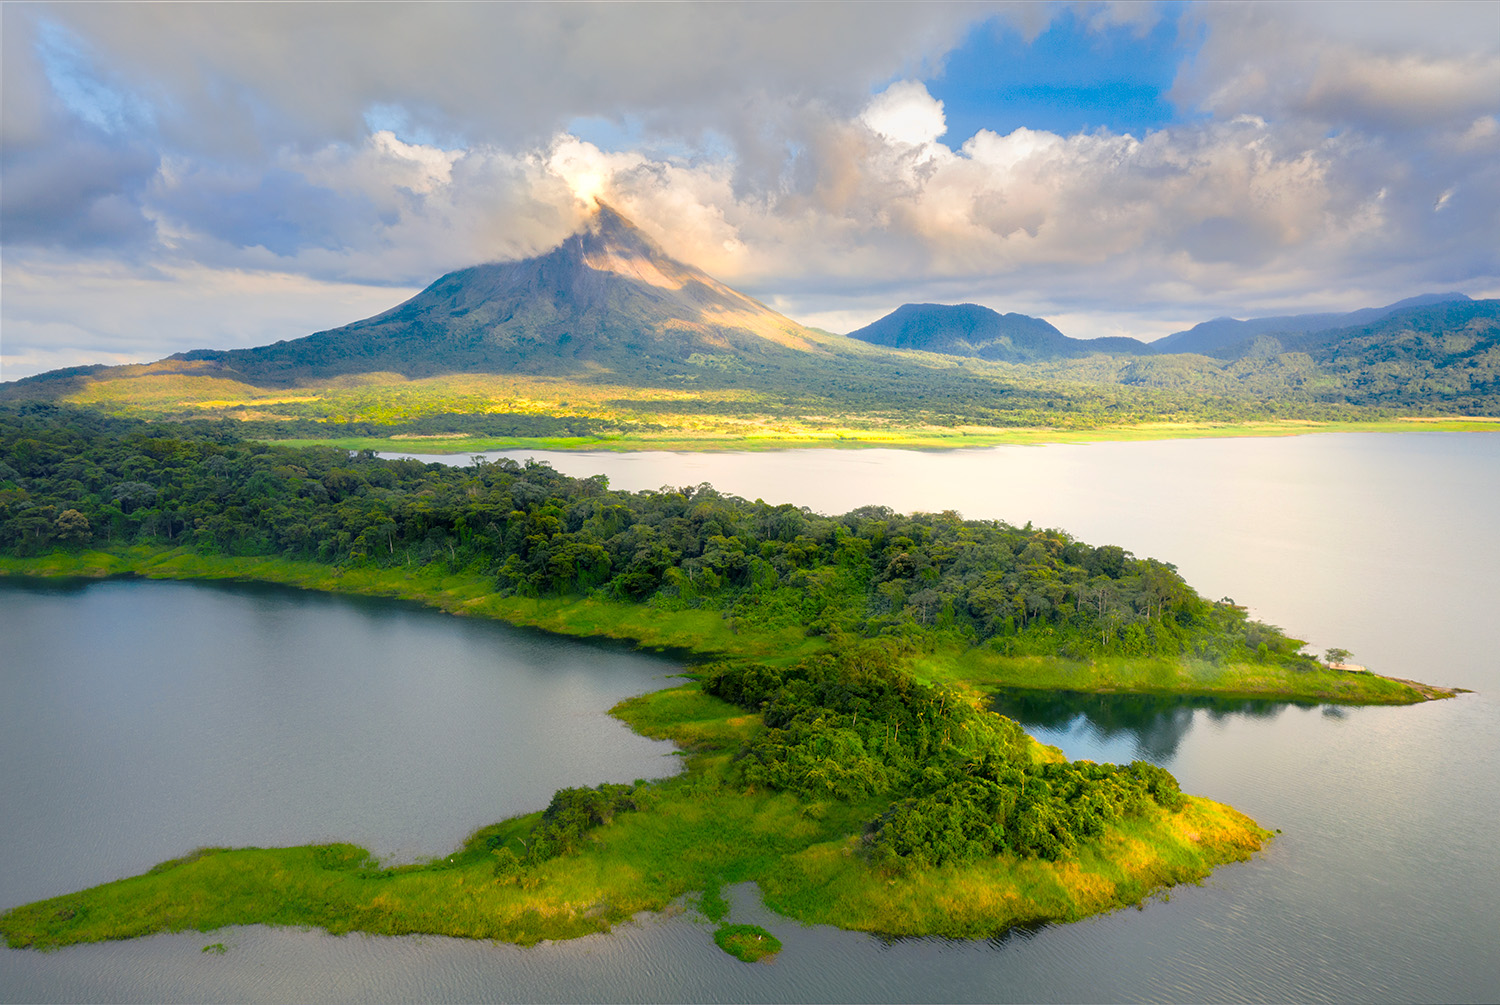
{"left": 167, "top": 203, "right": 826, "bottom": 385}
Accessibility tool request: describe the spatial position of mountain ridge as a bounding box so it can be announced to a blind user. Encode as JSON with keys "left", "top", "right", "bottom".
{"left": 1148, "top": 292, "right": 1474, "bottom": 357}
{"left": 2, "top": 205, "right": 1496, "bottom": 422}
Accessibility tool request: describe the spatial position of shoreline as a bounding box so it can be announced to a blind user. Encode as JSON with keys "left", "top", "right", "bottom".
{"left": 1, "top": 535, "right": 1451, "bottom": 952}
{"left": 0, "top": 656, "right": 1271, "bottom": 952}
{"left": 0, "top": 548, "right": 1452, "bottom": 706}
{"left": 260, "top": 417, "right": 1500, "bottom": 456}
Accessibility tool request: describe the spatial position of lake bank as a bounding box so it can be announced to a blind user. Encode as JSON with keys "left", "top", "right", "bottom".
{"left": 0, "top": 547, "right": 1443, "bottom": 706}
{"left": 5, "top": 432, "right": 1496, "bottom": 1002}
{"left": 0, "top": 663, "right": 1269, "bottom": 952}
{"left": 269, "top": 416, "right": 1500, "bottom": 456}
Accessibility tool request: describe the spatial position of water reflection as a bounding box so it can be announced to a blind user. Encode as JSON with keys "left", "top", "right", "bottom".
{"left": 989, "top": 688, "right": 1312, "bottom": 763}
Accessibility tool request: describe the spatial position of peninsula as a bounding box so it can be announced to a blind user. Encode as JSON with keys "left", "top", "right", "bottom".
{"left": 0, "top": 405, "right": 1455, "bottom": 954}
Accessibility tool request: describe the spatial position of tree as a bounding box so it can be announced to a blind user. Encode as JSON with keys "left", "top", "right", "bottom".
{"left": 1324, "top": 647, "right": 1353, "bottom": 665}
{"left": 54, "top": 508, "right": 91, "bottom": 543}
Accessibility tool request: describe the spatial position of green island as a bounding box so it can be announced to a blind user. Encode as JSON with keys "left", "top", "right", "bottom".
{"left": 0, "top": 405, "right": 1457, "bottom": 954}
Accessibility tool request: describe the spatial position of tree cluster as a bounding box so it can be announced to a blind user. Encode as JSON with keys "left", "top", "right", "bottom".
{"left": 0, "top": 404, "right": 1315, "bottom": 667}
{"left": 703, "top": 646, "right": 1185, "bottom": 866}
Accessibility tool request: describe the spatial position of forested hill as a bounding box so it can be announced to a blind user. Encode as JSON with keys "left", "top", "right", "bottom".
{"left": 1, "top": 405, "right": 1316, "bottom": 667}
{"left": 1149, "top": 292, "right": 1473, "bottom": 357}
{"left": 1238, "top": 298, "right": 1500, "bottom": 410}
{"left": 845, "top": 303, "right": 1149, "bottom": 362}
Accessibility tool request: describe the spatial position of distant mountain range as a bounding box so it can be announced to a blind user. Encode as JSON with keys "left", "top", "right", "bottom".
{"left": 846, "top": 292, "right": 1480, "bottom": 363}
{"left": 4, "top": 203, "right": 1496, "bottom": 418}
{"left": 1148, "top": 292, "right": 1474, "bottom": 357}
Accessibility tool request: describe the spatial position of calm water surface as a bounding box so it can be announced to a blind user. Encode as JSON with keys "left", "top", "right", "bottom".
{"left": 0, "top": 581, "right": 681, "bottom": 908}
{"left": 3, "top": 432, "right": 1497, "bottom": 1002}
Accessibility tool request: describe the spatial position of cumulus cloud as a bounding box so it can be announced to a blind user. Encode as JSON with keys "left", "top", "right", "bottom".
{"left": 1173, "top": 2, "right": 1500, "bottom": 132}
{"left": 860, "top": 81, "right": 948, "bottom": 147}
{"left": 1, "top": 1, "right": 1497, "bottom": 376}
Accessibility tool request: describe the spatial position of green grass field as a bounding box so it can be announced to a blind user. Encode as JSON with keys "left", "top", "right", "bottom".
{"left": 39, "top": 363, "right": 1500, "bottom": 454}
{"left": 273, "top": 417, "right": 1500, "bottom": 455}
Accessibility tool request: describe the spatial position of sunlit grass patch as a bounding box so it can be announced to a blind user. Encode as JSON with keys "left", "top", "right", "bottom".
{"left": 713, "top": 923, "right": 781, "bottom": 962}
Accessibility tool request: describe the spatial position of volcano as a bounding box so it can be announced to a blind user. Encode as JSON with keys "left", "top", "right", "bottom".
{"left": 168, "top": 203, "right": 825, "bottom": 385}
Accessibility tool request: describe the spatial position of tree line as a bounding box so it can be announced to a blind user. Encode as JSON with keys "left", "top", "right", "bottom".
{"left": 0, "top": 403, "right": 1318, "bottom": 667}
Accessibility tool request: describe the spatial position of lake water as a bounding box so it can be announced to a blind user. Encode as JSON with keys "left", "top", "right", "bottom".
{"left": 3, "top": 432, "right": 1498, "bottom": 1002}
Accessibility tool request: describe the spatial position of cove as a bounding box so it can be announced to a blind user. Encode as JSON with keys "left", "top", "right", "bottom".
{"left": 0, "top": 577, "right": 680, "bottom": 911}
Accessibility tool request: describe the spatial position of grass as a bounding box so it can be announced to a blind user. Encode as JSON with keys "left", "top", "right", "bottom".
{"left": 276, "top": 417, "right": 1500, "bottom": 455}
{"left": 43, "top": 365, "right": 1500, "bottom": 453}
{"left": 0, "top": 680, "right": 1270, "bottom": 951}
{"left": 713, "top": 924, "right": 781, "bottom": 962}
{"left": 913, "top": 649, "right": 1438, "bottom": 705}
{"left": 0, "top": 547, "right": 1445, "bottom": 705}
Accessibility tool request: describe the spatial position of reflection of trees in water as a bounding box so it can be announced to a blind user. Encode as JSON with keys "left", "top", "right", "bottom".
{"left": 989, "top": 688, "right": 1314, "bottom": 762}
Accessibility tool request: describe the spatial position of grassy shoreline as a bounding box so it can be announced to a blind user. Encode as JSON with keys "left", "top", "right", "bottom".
{"left": 0, "top": 677, "right": 1269, "bottom": 952}
{"left": 9, "top": 540, "right": 1455, "bottom": 952}
{"left": 264, "top": 417, "right": 1500, "bottom": 455}
{"left": 0, "top": 547, "right": 1447, "bottom": 704}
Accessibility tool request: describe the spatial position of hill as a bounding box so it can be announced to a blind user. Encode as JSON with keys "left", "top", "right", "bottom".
{"left": 152, "top": 203, "right": 828, "bottom": 386}
{"left": 846, "top": 303, "right": 1149, "bottom": 362}
{"left": 1149, "top": 293, "right": 1473, "bottom": 357}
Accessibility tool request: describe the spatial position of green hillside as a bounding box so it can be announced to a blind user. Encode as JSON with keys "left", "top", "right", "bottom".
{"left": 2, "top": 205, "right": 1495, "bottom": 445}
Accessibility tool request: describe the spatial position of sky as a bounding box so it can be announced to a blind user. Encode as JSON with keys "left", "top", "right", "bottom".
{"left": 2, "top": 1, "right": 1498, "bottom": 379}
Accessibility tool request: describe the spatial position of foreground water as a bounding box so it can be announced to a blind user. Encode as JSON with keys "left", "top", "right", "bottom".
{"left": 3, "top": 432, "right": 1497, "bottom": 1002}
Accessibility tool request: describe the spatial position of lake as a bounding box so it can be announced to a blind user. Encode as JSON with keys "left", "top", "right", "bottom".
{"left": 3, "top": 432, "right": 1497, "bottom": 1002}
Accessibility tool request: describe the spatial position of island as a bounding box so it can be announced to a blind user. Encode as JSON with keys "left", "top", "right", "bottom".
{"left": 0, "top": 405, "right": 1455, "bottom": 954}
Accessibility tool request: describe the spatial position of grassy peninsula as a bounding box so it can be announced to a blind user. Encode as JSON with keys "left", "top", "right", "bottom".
{"left": 0, "top": 644, "right": 1268, "bottom": 951}
{"left": 0, "top": 404, "right": 1450, "bottom": 953}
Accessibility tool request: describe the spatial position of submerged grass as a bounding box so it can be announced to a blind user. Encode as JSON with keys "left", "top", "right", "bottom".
{"left": 713, "top": 924, "right": 781, "bottom": 962}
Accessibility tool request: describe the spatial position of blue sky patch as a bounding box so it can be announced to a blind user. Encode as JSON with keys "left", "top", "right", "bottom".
{"left": 35, "top": 19, "right": 153, "bottom": 136}
{"left": 924, "top": 8, "right": 1200, "bottom": 142}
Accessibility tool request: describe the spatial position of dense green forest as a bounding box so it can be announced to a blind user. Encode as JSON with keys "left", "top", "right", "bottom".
{"left": 700, "top": 650, "right": 1187, "bottom": 865}
{"left": 1, "top": 403, "right": 1314, "bottom": 667}
{"left": 501, "top": 644, "right": 1188, "bottom": 879}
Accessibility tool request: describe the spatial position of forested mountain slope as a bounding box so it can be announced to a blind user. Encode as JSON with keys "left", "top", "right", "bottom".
{"left": 158, "top": 204, "right": 831, "bottom": 385}
{"left": 846, "top": 303, "right": 1149, "bottom": 362}
{"left": 1149, "top": 293, "right": 1472, "bottom": 357}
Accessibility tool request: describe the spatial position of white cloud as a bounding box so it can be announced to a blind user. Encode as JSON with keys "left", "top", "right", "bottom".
{"left": 1174, "top": 3, "right": 1500, "bottom": 132}
{"left": 860, "top": 80, "right": 948, "bottom": 147}
{"left": 0, "top": 255, "right": 419, "bottom": 379}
